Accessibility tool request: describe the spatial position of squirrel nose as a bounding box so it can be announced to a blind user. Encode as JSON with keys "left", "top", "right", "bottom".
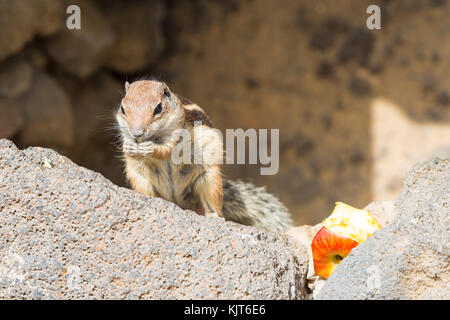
{"left": 130, "top": 128, "right": 144, "bottom": 139}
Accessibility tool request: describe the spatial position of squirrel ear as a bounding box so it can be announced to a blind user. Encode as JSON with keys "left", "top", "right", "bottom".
{"left": 125, "top": 81, "right": 130, "bottom": 92}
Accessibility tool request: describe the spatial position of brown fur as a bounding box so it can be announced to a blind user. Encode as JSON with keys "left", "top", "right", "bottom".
{"left": 175, "top": 93, "right": 194, "bottom": 105}
{"left": 118, "top": 80, "right": 223, "bottom": 217}
{"left": 184, "top": 109, "right": 213, "bottom": 127}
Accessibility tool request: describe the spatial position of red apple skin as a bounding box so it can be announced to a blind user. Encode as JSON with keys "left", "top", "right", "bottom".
{"left": 311, "top": 226, "right": 359, "bottom": 279}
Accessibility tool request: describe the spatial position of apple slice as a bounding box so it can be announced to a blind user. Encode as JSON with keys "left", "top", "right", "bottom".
{"left": 312, "top": 202, "right": 382, "bottom": 279}
{"left": 323, "top": 202, "right": 382, "bottom": 243}
{"left": 312, "top": 226, "right": 359, "bottom": 279}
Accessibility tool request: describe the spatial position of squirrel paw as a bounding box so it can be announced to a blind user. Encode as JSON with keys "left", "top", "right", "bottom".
{"left": 123, "top": 140, "right": 154, "bottom": 156}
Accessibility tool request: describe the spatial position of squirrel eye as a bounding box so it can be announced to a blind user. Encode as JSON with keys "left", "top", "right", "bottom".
{"left": 163, "top": 88, "right": 170, "bottom": 97}
{"left": 154, "top": 102, "right": 162, "bottom": 115}
{"left": 120, "top": 105, "right": 126, "bottom": 115}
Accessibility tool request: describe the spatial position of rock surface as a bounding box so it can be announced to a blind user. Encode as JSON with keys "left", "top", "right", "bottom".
{"left": 0, "top": 0, "right": 449, "bottom": 228}
{"left": 317, "top": 158, "right": 450, "bottom": 300}
{"left": 98, "top": 0, "right": 166, "bottom": 73}
{"left": 286, "top": 223, "right": 323, "bottom": 300}
{"left": 372, "top": 98, "right": 450, "bottom": 201}
{"left": 66, "top": 73, "right": 125, "bottom": 186}
{"left": 158, "top": 0, "right": 450, "bottom": 225}
{"left": 0, "top": 98, "right": 24, "bottom": 139}
{"left": 363, "top": 200, "right": 397, "bottom": 227}
{"left": 286, "top": 224, "right": 321, "bottom": 278}
{"left": 0, "top": 0, "right": 62, "bottom": 61}
{"left": 0, "top": 56, "right": 33, "bottom": 98}
{"left": 0, "top": 139, "right": 308, "bottom": 299}
{"left": 45, "top": 0, "right": 114, "bottom": 78}
{"left": 16, "top": 70, "right": 74, "bottom": 147}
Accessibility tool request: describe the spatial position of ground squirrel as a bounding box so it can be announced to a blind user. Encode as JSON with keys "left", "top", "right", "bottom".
{"left": 116, "top": 79, "right": 292, "bottom": 233}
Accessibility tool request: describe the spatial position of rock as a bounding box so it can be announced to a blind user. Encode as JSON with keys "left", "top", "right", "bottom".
{"left": 97, "top": 0, "right": 166, "bottom": 73}
{"left": 430, "top": 0, "right": 448, "bottom": 7}
{"left": 286, "top": 224, "right": 321, "bottom": 275}
{"left": 24, "top": 45, "right": 49, "bottom": 69}
{"left": 286, "top": 224, "right": 321, "bottom": 253}
{"left": 348, "top": 75, "right": 372, "bottom": 96}
{"left": 0, "top": 0, "right": 62, "bottom": 61}
{"left": 0, "top": 139, "right": 308, "bottom": 299}
{"left": 316, "top": 60, "right": 335, "bottom": 79}
{"left": 272, "top": 166, "right": 322, "bottom": 204}
{"left": 0, "top": 56, "right": 33, "bottom": 98}
{"left": 337, "top": 27, "right": 375, "bottom": 66}
{"left": 66, "top": 73, "right": 125, "bottom": 186}
{"left": 32, "top": 0, "right": 63, "bottom": 36}
{"left": 422, "top": 74, "right": 437, "bottom": 92}
{"left": 69, "top": 73, "right": 122, "bottom": 145}
{"left": 435, "top": 90, "right": 449, "bottom": 106}
{"left": 318, "top": 158, "right": 450, "bottom": 299}
{"left": 0, "top": 98, "right": 24, "bottom": 138}
{"left": 157, "top": 0, "right": 381, "bottom": 225}
{"left": 286, "top": 201, "right": 398, "bottom": 299}
{"left": 286, "top": 224, "right": 322, "bottom": 299}
{"left": 45, "top": 0, "right": 114, "bottom": 78}
{"left": 372, "top": 98, "right": 450, "bottom": 200}
{"left": 363, "top": 201, "right": 397, "bottom": 227}
{"left": 309, "top": 17, "right": 349, "bottom": 51}
{"left": 431, "top": 50, "right": 440, "bottom": 63}
{"left": 16, "top": 70, "right": 74, "bottom": 147}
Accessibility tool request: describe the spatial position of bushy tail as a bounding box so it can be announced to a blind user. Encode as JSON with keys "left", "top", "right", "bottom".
{"left": 222, "top": 179, "right": 293, "bottom": 233}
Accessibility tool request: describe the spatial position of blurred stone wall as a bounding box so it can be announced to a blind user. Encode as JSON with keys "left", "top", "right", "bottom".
{"left": 0, "top": 0, "right": 449, "bottom": 225}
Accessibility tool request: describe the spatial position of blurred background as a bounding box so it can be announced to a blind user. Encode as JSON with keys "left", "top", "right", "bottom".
{"left": 0, "top": 0, "right": 449, "bottom": 225}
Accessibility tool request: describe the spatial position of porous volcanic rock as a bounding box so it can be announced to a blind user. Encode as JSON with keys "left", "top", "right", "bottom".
{"left": 318, "top": 158, "right": 450, "bottom": 300}
{"left": 0, "top": 139, "right": 308, "bottom": 299}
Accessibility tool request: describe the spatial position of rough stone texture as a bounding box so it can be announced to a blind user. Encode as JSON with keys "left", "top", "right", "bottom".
{"left": 286, "top": 224, "right": 320, "bottom": 275}
{"left": 363, "top": 200, "right": 397, "bottom": 227}
{"left": 0, "top": 0, "right": 62, "bottom": 61}
{"left": 16, "top": 70, "right": 74, "bottom": 147}
{"left": 0, "top": 139, "right": 308, "bottom": 299}
{"left": 286, "top": 223, "right": 323, "bottom": 300}
{"left": 318, "top": 158, "right": 450, "bottom": 300}
{"left": 45, "top": 0, "right": 114, "bottom": 78}
{"left": 97, "top": 0, "right": 166, "bottom": 73}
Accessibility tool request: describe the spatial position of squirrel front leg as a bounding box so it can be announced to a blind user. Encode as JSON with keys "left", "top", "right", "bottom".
{"left": 124, "top": 138, "right": 176, "bottom": 161}
{"left": 194, "top": 166, "right": 223, "bottom": 217}
{"left": 122, "top": 139, "right": 169, "bottom": 196}
{"left": 150, "top": 133, "right": 181, "bottom": 160}
{"left": 124, "top": 155, "right": 157, "bottom": 197}
{"left": 151, "top": 143, "right": 174, "bottom": 160}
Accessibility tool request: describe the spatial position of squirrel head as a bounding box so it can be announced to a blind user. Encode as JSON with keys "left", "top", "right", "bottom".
{"left": 117, "top": 80, "right": 184, "bottom": 144}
